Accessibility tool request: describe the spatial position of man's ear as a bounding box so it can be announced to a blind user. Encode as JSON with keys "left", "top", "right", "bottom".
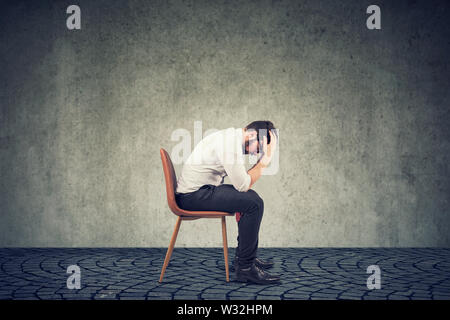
{"left": 247, "top": 130, "right": 257, "bottom": 139}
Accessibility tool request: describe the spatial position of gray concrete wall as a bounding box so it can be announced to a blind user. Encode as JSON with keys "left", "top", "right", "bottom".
{"left": 1, "top": 0, "right": 449, "bottom": 247}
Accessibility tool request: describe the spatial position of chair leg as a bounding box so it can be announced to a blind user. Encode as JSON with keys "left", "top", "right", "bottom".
{"left": 159, "top": 216, "right": 182, "bottom": 283}
{"left": 221, "top": 216, "right": 230, "bottom": 282}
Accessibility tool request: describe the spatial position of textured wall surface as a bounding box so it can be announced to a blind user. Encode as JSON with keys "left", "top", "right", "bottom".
{"left": 1, "top": 0, "right": 449, "bottom": 247}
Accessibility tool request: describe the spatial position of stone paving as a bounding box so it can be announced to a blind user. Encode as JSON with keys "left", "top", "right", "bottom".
{"left": 0, "top": 248, "right": 449, "bottom": 300}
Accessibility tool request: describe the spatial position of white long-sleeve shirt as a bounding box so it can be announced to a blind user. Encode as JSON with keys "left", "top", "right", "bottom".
{"left": 176, "top": 127, "right": 251, "bottom": 194}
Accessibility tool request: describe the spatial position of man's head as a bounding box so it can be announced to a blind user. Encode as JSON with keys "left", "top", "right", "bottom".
{"left": 243, "top": 120, "right": 277, "bottom": 155}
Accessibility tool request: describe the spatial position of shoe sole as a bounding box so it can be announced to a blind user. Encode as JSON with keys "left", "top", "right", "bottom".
{"left": 234, "top": 277, "right": 281, "bottom": 285}
{"left": 230, "top": 265, "right": 274, "bottom": 272}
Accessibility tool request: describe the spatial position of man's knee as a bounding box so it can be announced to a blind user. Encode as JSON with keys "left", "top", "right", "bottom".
{"left": 247, "top": 189, "right": 264, "bottom": 213}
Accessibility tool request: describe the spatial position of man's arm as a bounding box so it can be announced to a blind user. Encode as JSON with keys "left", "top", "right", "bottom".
{"left": 247, "top": 159, "right": 267, "bottom": 189}
{"left": 247, "top": 131, "right": 277, "bottom": 189}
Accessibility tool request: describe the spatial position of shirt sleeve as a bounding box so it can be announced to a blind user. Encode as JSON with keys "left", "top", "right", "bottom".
{"left": 222, "top": 160, "right": 251, "bottom": 192}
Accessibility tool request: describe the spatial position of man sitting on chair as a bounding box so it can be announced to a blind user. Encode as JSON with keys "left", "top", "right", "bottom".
{"left": 175, "top": 120, "right": 280, "bottom": 284}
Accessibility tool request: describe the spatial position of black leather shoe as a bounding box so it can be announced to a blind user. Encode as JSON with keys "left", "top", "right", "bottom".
{"left": 254, "top": 257, "right": 274, "bottom": 269}
{"left": 230, "top": 256, "right": 274, "bottom": 272}
{"left": 235, "top": 263, "right": 281, "bottom": 284}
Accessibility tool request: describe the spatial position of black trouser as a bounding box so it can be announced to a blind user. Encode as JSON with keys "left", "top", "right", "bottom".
{"left": 175, "top": 184, "right": 264, "bottom": 269}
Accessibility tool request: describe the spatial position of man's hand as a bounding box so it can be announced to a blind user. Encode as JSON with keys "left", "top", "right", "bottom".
{"left": 260, "top": 130, "right": 277, "bottom": 167}
{"left": 247, "top": 130, "right": 277, "bottom": 189}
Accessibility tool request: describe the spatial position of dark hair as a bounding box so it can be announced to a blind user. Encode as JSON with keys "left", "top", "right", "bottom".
{"left": 245, "top": 120, "right": 277, "bottom": 145}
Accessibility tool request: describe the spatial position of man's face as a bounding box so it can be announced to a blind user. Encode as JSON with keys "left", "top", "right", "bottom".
{"left": 244, "top": 131, "right": 260, "bottom": 155}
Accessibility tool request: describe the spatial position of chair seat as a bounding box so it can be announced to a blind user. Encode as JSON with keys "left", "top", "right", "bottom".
{"left": 173, "top": 204, "right": 234, "bottom": 218}
{"left": 179, "top": 209, "right": 234, "bottom": 219}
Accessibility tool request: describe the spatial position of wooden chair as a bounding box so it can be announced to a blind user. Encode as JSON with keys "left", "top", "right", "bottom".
{"left": 159, "top": 148, "right": 233, "bottom": 283}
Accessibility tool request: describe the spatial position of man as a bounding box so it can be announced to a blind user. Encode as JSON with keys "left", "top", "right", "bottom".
{"left": 175, "top": 121, "right": 280, "bottom": 284}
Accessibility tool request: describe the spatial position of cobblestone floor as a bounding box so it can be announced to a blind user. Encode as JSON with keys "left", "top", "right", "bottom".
{"left": 0, "top": 248, "right": 449, "bottom": 300}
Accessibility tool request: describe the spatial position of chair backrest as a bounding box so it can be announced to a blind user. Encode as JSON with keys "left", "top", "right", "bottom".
{"left": 160, "top": 148, "right": 182, "bottom": 215}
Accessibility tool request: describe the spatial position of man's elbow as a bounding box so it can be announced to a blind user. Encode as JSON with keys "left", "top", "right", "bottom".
{"left": 234, "top": 184, "right": 249, "bottom": 192}
{"left": 233, "top": 175, "right": 251, "bottom": 192}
